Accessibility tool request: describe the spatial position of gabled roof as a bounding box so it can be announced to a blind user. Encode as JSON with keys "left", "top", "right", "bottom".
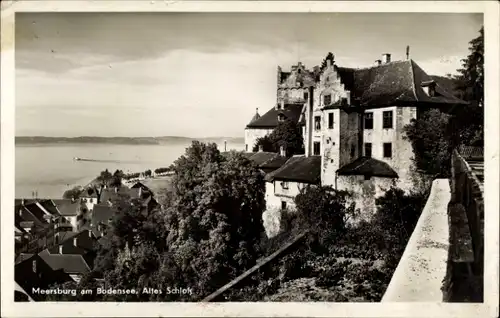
{"left": 248, "top": 152, "right": 281, "bottom": 166}
{"left": 337, "top": 157, "right": 398, "bottom": 178}
{"left": 52, "top": 199, "right": 80, "bottom": 216}
{"left": 38, "top": 249, "right": 91, "bottom": 274}
{"left": 246, "top": 104, "right": 303, "bottom": 129}
{"left": 266, "top": 155, "right": 321, "bottom": 184}
{"left": 37, "top": 200, "right": 60, "bottom": 216}
{"left": 99, "top": 186, "right": 133, "bottom": 203}
{"left": 333, "top": 60, "right": 467, "bottom": 108}
{"left": 247, "top": 109, "right": 261, "bottom": 126}
{"left": 23, "top": 202, "right": 49, "bottom": 223}
{"left": 91, "top": 204, "right": 114, "bottom": 225}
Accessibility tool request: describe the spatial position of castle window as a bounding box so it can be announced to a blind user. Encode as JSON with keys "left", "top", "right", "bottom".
{"left": 281, "top": 181, "right": 289, "bottom": 190}
{"left": 323, "top": 94, "right": 331, "bottom": 106}
{"left": 303, "top": 91, "right": 309, "bottom": 100}
{"left": 350, "top": 145, "right": 355, "bottom": 158}
{"left": 364, "top": 143, "right": 372, "bottom": 157}
{"left": 245, "top": 144, "right": 248, "bottom": 151}
{"left": 313, "top": 142, "right": 321, "bottom": 156}
{"left": 383, "top": 143, "right": 392, "bottom": 158}
{"left": 314, "top": 116, "right": 321, "bottom": 131}
{"left": 32, "top": 260, "right": 37, "bottom": 273}
{"left": 281, "top": 201, "right": 287, "bottom": 210}
{"left": 383, "top": 111, "right": 393, "bottom": 129}
{"left": 364, "top": 112, "right": 373, "bottom": 129}
{"left": 328, "top": 113, "right": 334, "bottom": 129}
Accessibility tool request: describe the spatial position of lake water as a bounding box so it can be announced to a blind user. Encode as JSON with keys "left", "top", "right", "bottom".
{"left": 15, "top": 141, "right": 244, "bottom": 199}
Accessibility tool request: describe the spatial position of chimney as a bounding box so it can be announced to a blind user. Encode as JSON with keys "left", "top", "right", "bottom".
{"left": 279, "top": 145, "right": 286, "bottom": 157}
{"left": 59, "top": 245, "right": 63, "bottom": 254}
{"left": 374, "top": 60, "right": 382, "bottom": 66}
{"left": 89, "top": 230, "right": 92, "bottom": 238}
{"left": 114, "top": 187, "right": 118, "bottom": 193}
{"left": 280, "top": 100, "right": 284, "bottom": 109}
{"left": 21, "top": 199, "right": 25, "bottom": 206}
{"left": 258, "top": 145, "right": 264, "bottom": 152}
{"left": 139, "top": 187, "right": 142, "bottom": 197}
{"left": 73, "top": 237, "right": 78, "bottom": 247}
{"left": 382, "top": 53, "right": 391, "bottom": 64}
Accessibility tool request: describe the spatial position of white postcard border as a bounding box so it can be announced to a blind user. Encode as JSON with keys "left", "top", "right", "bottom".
{"left": 1, "top": 1, "right": 498, "bottom": 317}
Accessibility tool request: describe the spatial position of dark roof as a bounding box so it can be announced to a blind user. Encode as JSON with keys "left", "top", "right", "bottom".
{"left": 17, "top": 205, "right": 44, "bottom": 224}
{"left": 248, "top": 152, "right": 280, "bottom": 166}
{"left": 23, "top": 202, "right": 49, "bottom": 223}
{"left": 247, "top": 109, "right": 261, "bottom": 126}
{"left": 99, "top": 186, "right": 133, "bottom": 203}
{"left": 335, "top": 60, "right": 467, "bottom": 108}
{"left": 38, "top": 249, "right": 91, "bottom": 274}
{"left": 337, "top": 157, "right": 398, "bottom": 178}
{"left": 260, "top": 155, "right": 289, "bottom": 171}
{"left": 52, "top": 199, "right": 80, "bottom": 216}
{"left": 15, "top": 199, "right": 36, "bottom": 206}
{"left": 246, "top": 104, "right": 303, "bottom": 129}
{"left": 91, "top": 204, "right": 114, "bottom": 225}
{"left": 37, "top": 200, "right": 60, "bottom": 216}
{"left": 266, "top": 155, "right": 321, "bottom": 184}
{"left": 16, "top": 253, "right": 34, "bottom": 264}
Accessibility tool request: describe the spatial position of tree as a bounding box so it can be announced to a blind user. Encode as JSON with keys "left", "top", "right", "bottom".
{"left": 453, "top": 27, "right": 484, "bottom": 146}
{"left": 294, "top": 185, "right": 354, "bottom": 247}
{"left": 97, "top": 169, "right": 113, "bottom": 186}
{"left": 253, "top": 135, "right": 275, "bottom": 152}
{"left": 144, "top": 169, "right": 152, "bottom": 178}
{"left": 253, "top": 120, "right": 304, "bottom": 156}
{"left": 403, "top": 108, "right": 452, "bottom": 177}
{"left": 164, "top": 142, "right": 266, "bottom": 297}
{"left": 320, "top": 52, "right": 335, "bottom": 70}
{"left": 62, "top": 186, "right": 83, "bottom": 200}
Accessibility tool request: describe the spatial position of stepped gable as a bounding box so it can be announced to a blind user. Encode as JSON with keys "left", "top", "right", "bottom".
{"left": 337, "top": 156, "right": 398, "bottom": 178}
{"left": 266, "top": 155, "right": 321, "bottom": 184}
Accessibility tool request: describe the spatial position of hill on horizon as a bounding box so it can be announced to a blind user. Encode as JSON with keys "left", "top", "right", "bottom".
{"left": 15, "top": 136, "right": 245, "bottom": 145}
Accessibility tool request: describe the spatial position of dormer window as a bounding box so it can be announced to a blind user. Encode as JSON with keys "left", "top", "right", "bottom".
{"left": 421, "top": 80, "right": 437, "bottom": 97}
{"left": 278, "top": 114, "right": 286, "bottom": 122}
{"left": 323, "top": 94, "right": 331, "bottom": 106}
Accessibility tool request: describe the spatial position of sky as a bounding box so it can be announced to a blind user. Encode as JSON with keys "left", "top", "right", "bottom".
{"left": 15, "top": 12, "right": 483, "bottom": 138}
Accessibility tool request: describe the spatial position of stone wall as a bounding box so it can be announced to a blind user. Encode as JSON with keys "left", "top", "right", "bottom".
{"left": 244, "top": 128, "right": 273, "bottom": 152}
{"left": 337, "top": 175, "right": 396, "bottom": 221}
{"left": 363, "top": 106, "right": 416, "bottom": 192}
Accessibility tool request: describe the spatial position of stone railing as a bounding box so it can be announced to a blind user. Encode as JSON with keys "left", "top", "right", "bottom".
{"left": 382, "top": 179, "right": 451, "bottom": 302}
{"left": 444, "top": 149, "right": 484, "bottom": 301}
{"left": 382, "top": 148, "right": 484, "bottom": 303}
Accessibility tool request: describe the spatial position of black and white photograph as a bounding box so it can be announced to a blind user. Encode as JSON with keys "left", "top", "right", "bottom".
{"left": 1, "top": 1, "right": 498, "bottom": 317}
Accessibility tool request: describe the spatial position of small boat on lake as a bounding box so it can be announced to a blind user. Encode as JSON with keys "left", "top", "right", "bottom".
{"left": 73, "top": 157, "right": 82, "bottom": 161}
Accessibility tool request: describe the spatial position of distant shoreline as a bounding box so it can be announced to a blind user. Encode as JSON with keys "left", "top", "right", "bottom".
{"left": 15, "top": 136, "right": 244, "bottom": 146}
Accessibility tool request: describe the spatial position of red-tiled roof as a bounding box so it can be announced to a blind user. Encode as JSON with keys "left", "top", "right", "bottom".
{"left": 337, "top": 157, "right": 398, "bottom": 178}
{"left": 246, "top": 104, "right": 303, "bottom": 129}
{"left": 266, "top": 155, "right": 321, "bottom": 184}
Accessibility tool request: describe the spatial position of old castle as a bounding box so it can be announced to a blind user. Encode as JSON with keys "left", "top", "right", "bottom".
{"left": 243, "top": 53, "right": 467, "bottom": 234}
